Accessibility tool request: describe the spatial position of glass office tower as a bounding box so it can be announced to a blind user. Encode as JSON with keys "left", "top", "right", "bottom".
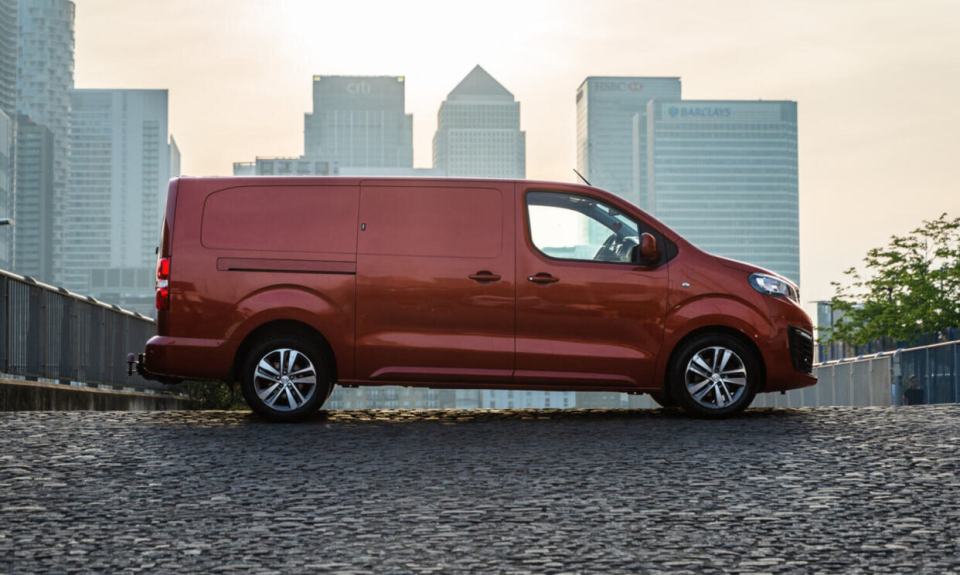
{"left": 65, "top": 89, "right": 179, "bottom": 314}
{"left": 643, "top": 100, "right": 800, "bottom": 283}
{"left": 576, "top": 77, "right": 681, "bottom": 206}
{"left": 304, "top": 75, "right": 413, "bottom": 169}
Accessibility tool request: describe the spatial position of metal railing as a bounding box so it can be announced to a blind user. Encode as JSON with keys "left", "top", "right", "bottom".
{"left": 0, "top": 268, "right": 160, "bottom": 390}
{"left": 754, "top": 339, "right": 960, "bottom": 408}
{"left": 897, "top": 339, "right": 960, "bottom": 405}
{"left": 817, "top": 327, "right": 960, "bottom": 362}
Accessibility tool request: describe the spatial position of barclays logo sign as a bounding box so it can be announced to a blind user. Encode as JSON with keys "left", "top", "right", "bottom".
{"left": 668, "top": 106, "right": 733, "bottom": 119}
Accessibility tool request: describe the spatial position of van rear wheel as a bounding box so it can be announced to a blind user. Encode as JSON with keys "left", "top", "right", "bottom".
{"left": 668, "top": 333, "right": 759, "bottom": 418}
{"left": 240, "top": 336, "right": 332, "bottom": 422}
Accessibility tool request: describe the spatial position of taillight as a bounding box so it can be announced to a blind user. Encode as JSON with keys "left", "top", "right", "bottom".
{"left": 156, "top": 256, "right": 170, "bottom": 310}
{"left": 157, "top": 257, "right": 170, "bottom": 280}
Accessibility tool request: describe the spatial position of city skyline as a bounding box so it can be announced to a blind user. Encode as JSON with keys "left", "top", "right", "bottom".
{"left": 61, "top": 0, "right": 960, "bottom": 309}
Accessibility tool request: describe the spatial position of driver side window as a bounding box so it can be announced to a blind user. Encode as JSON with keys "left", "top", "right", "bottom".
{"left": 526, "top": 191, "right": 640, "bottom": 263}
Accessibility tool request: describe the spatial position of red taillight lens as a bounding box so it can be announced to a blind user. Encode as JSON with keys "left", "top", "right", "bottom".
{"left": 155, "top": 286, "right": 170, "bottom": 310}
{"left": 157, "top": 257, "right": 170, "bottom": 280}
{"left": 156, "top": 256, "right": 170, "bottom": 311}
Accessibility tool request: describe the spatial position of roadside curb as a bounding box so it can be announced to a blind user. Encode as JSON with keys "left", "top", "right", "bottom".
{"left": 0, "top": 378, "right": 195, "bottom": 411}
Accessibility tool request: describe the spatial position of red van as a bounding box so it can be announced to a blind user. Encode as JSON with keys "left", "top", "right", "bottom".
{"left": 131, "top": 177, "right": 815, "bottom": 420}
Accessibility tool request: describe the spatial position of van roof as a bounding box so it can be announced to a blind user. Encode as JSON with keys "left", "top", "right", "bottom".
{"left": 173, "top": 176, "right": 605, "bottom": 194}
{"left": 171, "top": 176, "right": 688, "bottom": 247}
{"left": 174, "top": 176, "right": 595, "bottom": 189}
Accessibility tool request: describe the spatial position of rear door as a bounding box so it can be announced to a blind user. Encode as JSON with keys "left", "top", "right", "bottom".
{"left": 355, "top": 181, "right": 515, "bottom": 383}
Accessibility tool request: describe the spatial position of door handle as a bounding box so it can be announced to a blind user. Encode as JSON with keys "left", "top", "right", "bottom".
{"left": 527, "top": 273, "right": 559, "bottom": 285}
{"left": 468, "top": 271, "right": 502, "bottom": 283}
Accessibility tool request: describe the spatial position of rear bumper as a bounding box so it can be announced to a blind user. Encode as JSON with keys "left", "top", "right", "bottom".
{"left": 140, "top": 335, "right": 235, "bottom": 382}
{"left": 127, "top": 352, "right": 183, "bottom": 384}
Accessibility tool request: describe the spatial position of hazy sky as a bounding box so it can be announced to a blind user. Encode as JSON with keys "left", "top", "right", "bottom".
{"left": 73, "top": 0, "right": 960, "bottom": 309}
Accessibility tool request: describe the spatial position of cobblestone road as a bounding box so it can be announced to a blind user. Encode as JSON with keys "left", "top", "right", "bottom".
{"left": 1, "top": 406, "right": 959, "bottom": 574}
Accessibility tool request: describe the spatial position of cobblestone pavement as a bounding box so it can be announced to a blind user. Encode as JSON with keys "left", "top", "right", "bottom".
{"left": 1, "top": 406, "right": 959, "bottom": 574}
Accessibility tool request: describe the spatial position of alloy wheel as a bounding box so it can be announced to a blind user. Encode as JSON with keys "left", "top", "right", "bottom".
{"left": 684, "top": 346, "right": 748, "bottom": 410}
{"left": 252, "top": 348, "right": 318, "bottom": 412}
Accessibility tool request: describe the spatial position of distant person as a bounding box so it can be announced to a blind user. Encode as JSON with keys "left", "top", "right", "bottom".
{"left": 903, "top": 376, "right": 925, "bottom": 405}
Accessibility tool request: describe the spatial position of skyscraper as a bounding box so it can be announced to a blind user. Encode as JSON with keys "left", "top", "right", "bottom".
{"left": 304, "top": 75, "right": 412, "bottom": 168}
{"left": 432, "top": 65, "right": 525, "bottom": 178}
{"left": 576, "top": 77, "right": 680, "bottom": 206}
{"left": 0, "top": 0, "right": 17, "bottom": 117}
{"left": 65, "top": 89, "right": 179, "bottom": 314}
{"left": 643, "top": 100, "right": 800, "bottom": 283}
{"left": 13, "top": 115, "right": 54, "bottom": 280}
{"left": 0, "top": 0, "right": 17, "bottom": 270}
{"left": 17, "top": 0, "right": 74, "bottom": 282}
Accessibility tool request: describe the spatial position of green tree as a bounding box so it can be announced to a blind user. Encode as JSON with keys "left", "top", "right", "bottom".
{"left": 826, "top": 213, "right": 960, "bottom": 345}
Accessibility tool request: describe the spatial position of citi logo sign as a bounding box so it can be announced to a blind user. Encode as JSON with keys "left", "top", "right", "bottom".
{"left": 346, "top": 82, "right": 371, "bottom": 95}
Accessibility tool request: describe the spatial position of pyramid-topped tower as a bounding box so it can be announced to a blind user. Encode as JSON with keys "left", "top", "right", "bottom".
{"left": 447, "top": 65, "right": 514, "bottom": 101}
{"left": 433, "top": 65, "right": 525, "bottom": 178}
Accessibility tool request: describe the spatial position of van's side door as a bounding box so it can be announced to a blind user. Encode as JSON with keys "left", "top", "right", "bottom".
{"left": 355, "top": 182, "right": 515, "bottom": 384}
{"left": 515, "top": 186, "right": 669, "bottom": 388}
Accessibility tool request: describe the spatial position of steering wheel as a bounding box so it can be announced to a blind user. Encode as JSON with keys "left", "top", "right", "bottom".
{"left": 594, "top": 233, "right": 620, "bottom": 261}
{"left": 616, "top": 236, "right": 639, "bottom": 261}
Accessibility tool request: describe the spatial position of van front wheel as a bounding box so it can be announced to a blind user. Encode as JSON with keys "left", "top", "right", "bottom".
{"left": 668, "top": 333, "right": 758, "bottom": 418}
{"left": 240, "top": 337, "right": 332, "bottom": 421}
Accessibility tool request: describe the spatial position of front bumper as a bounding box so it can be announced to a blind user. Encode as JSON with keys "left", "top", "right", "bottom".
{"left": 760, "top": 325, "right": 817, "bottom": 393}
{"left": 788, "top": 326, "right": 814, "bottom": 374}
{"left": 759, "top": 298, "right": 818, "bottom": 392}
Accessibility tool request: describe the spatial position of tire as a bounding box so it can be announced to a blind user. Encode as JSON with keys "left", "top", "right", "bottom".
{"left": 240, "top": 335, "right": 333, "bottom": 422}
{"left": 648, "top": 391, "right": 678, "bottom": 409}
{"left": 668, "top": 333, "right": 759, "bottom": 418}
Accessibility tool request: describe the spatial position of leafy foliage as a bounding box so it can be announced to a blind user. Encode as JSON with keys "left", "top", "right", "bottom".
{"left": 826, "top": 213, "right": 960, "bottom": 345}
{"left": 180, "top": 380, "right": 246, "bottom": 410}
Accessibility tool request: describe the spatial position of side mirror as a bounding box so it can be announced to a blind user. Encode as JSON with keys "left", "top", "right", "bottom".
{"left": 635, "top": 232, "right": 660, "bottom": 265}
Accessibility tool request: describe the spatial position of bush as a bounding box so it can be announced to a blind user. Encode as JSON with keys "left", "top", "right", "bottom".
{"left": 180, "top": 380, "right": 247, "bottom": 410}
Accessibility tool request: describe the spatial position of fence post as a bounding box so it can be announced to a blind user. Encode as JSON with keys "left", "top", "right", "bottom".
{"left": 891, "top": 350, "right": 902, "bottom": 407}
{"left": 954, "top": 342, "right": 959, "bottom": 404}
{"left": 0, "top": 275, "right": 7, "bottom": 373}
{"left": 26, "top": 285, "right": 41, "bottom": 380}
{"left": 59, "top": 296, "right": 74, "bottom": 383}
{"left": 40, "top": 290, "right": 50, "bottom": 378}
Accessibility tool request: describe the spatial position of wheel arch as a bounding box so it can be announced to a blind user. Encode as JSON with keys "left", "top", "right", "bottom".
{"left": 660, "top": 325, "right": 767, "bottom": 394}
{"left": 231, "top": 319, "right": 338, "bottom": 384}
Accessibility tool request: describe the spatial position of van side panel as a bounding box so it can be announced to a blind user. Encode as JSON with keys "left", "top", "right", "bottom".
{"left": 146, "top": 179, "right": 360, "bottom": 381}
{"left": 353, "top": 182, "right": 515, "bottom": 384}
{"left": 201, "top": 185, "right": 358, "bottom": 254}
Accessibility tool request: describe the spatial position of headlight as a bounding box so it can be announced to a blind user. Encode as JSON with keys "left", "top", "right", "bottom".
{"left": 749, "top": 272, "right": 799, "bottom": 302}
